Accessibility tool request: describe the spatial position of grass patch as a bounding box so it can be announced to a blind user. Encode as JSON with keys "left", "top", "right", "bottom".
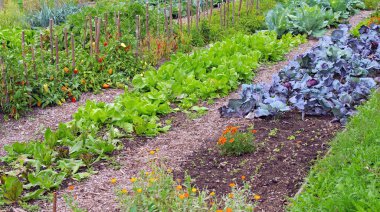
{"left": 288, "top": 90, "right": 380, "bottom": 211}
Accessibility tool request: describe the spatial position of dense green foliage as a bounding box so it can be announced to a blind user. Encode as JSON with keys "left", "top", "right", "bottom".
{"left": 0, "top": 31, "right": 305, "bottom": 207}
{"left": 0, "top": 0, "right": 277, "bottom": 118}
{"left": 288, "top": 91, "right": 380, "bottom": 211}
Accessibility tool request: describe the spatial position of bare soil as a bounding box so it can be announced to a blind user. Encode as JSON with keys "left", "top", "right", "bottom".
{"left": 173, "top": 113, "right": 341, "bottom": 211}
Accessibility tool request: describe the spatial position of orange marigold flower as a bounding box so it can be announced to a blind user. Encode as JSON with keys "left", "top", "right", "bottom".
{"left": 179, "top": 194, "right": 185, "bottom": 200}
{"left": 229, "top": 183, "right": 236, "bottom": 188}
{"left": 137, "top": 188, "right": 142, "bottom": 193}
{"left": 230, "top": 126, "right": 239, "bottom": 134}
{"left": 254, "top": 194, "right": 261, "bottom": 200}
{"left": 184, "top": 192, "right": 189, "bottom": 198}
{"left": 251, "top": 129, "right": 258, "bottom": 134}
{"left": 241, "top": 175, "right": 246, "bottom": 181}
{"left": 218, "top": 136, "right": 227, "bottom": 145}
{"left": 216, "top": 210, "right": 223, "bottom": 212}
{"left": 176, "top": 185, "right": 183, "bottom": 190}
{"left": 226, "top": 208, "right": 233, "bottom": 212}
{"left": 223, "top": 129, "right": 230, "bottom": 135}
{"left": 68, "top": 185, "right": 74, "bottom": 191}
{"left": 229, "top": 138, "right": 235, "bottom": 143}
{"left": 228, "top": 193, "right": 234, "bottom": 199}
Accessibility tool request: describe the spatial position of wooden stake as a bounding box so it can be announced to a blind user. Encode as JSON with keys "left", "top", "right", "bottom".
{"left": 169, "top": 0, "right": 173, "bottom": 35}
{"left": 117, "top": 12, "right": 121, "bottom": 40}
{"left": 232, "top": 0, "right": 235, "bottom": 25}
{"left": 178, "top": 0, "right": 182, "bottom": 33}
{"left": 256, "top": 0, "right": 259, "bottom": 9}
{"left": 95, "top": 18, "right": 101, "bottom": 59}
{"left": 226, "top": 0, "right": 229, "bottom": 27}
{"left": 246, "top": 0, "right": 249, "bottom": 15}
{"left": 89, "top": 16, "right": 93, "bottom": 56}
{"left": 146, "top": 2, "right": 150, "bottom": 50}
{"left": 0, "top": 58, "right": 8, "bottom": 105}
{"left": 64, "top": 28, "right": 68, "bottom": 56}
{"left": 164, "top": 5, "right": 168, "bottom": 36}
{"left": 219, "top": 3, "right": 222, "bottom": 28}
{"left": 104, "top": 14, "right": 108, "bottom": 41}
{"left": 55, "top": 35, "right": 59, "bottom": 72}
{"left": 156, "top": 1, "right": 160, "bottom": 37}
{"left": 49, "top": 19, "right": 54, "bottom": 64}
{"left": 136, "top": 15, "right": 140, "bottom": 56}
{"left": 53, "top": 192, "right": 57, "bottom": 212}
{"left": 223, "top": 3, "right": 226, "bottom": 27}
{"left": 21, "top": 31, "right": 28, "bottom": 85}
{"left": 209, "top": 0, "right": 213, "bottom": 23}
{"left": 71, "top": 33, "right": 76, "bottom": 74}
{"left": 83, "top": 16, "right": 88, "bottom": 48}
{"left": 187, "top": 0, "right": 190, "bottom": 34}
{"left": 31, "top": 46, "right": 37, "bottom": 80}
{"left": 196, "top": 0, "right": 199, "bottom": 30}
{"left": 40, "top": 33, "right": 44, "bottom": 62}
{"left": 238, "top": 0, "right": 242, "bottom": 18}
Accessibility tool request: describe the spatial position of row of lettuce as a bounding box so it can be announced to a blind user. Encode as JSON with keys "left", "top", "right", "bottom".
{"left": 0, "top": 31, "right": 306, "bottom": 207}
{"left": 0, "top": 0, "right": 278, "bottom": 119}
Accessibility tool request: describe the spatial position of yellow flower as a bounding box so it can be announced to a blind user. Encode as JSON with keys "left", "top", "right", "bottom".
{"left": 176, "top": 185, "right": 183, "bottom": 190}
{"left": 210, "top": 191, "right": 215, "bottom": 196}
{"left": 254, "top": 194, "right": 261, "bottom": 200}
{"left": 192, "top": 188, "right": 197, "bottom": 193}
{"left": 130, "top": 177, "right": 137, "bottom": 183}
{"left": 121, "top": 43, "right": 127, "bottom": 48}
{"left": 216, "top": 210, "right": 223, "bottom": 212}
{"left": 149, "top": 150, "right": 155, "bottom": 155}
{"left": 137, "top": 188, "right": 142, "bottom": 193}
{"left": 149, "top": 178, "right": 157, "bottom": 183}
{"left": 228, "top": 193, "right": 234, "bottom": 199}
{"left": 167, "top": 168, "right": 173, "bottom": 173}
{"left": 145, "top": 172, "right": 150, "bottom": 175}
{"left": 229, "top": 183, "right": 236, "bottom": 188}
{"left": 121, "top": 188, "right": 128, "bottom": 194}
{"left": 110, "top": 178, "right": 117, "bottom": 184}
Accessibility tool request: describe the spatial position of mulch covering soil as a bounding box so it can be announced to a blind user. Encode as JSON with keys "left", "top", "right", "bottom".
{"left": 174, "top": 112, "right": 341, "bottom": 211}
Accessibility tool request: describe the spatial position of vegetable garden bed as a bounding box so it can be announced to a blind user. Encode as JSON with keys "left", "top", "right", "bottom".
{"left": 173, "top": 113, "right": 341, "bottom": 211}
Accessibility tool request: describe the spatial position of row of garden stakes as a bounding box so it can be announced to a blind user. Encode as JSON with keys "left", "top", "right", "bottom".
{"left": 0, "top": 0, "right": 260, "bottom": 111}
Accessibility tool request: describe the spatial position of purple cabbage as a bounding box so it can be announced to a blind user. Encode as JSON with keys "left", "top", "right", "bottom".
{"left": 219, "top": 24, "right": 380, "bottom": 124}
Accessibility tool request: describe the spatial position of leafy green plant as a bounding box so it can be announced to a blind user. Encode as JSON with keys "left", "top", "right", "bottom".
{"left": 217, "top": 126, "right": 256, "bottom": 156}
{"left": 1, "top": 176, "right": 23, "bottom": 204}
